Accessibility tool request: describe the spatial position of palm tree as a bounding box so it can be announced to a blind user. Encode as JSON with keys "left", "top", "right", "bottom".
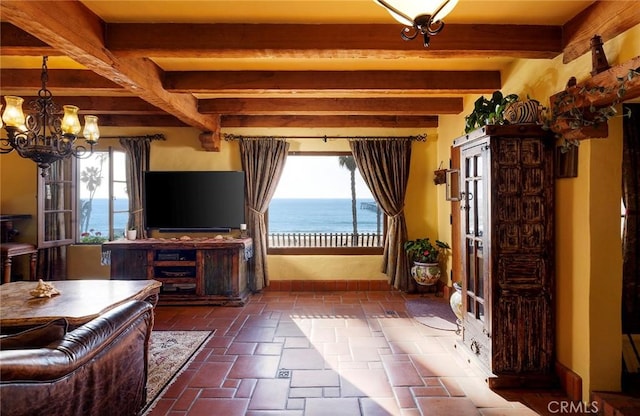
{"left": 79, "top": 154, "right": 106, "bottom": 234}
{"left": 338, "top": 155, "right": 358, "bottom": 241}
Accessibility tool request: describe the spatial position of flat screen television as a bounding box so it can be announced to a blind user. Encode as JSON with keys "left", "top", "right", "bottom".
{"left": 144, "top": 171, "right": 245, "bottom": 232}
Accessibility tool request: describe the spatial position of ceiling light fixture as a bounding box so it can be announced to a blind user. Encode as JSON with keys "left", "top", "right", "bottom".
{"left": 374, "top": 0, "right": 459, "bottom": 47}
{"left": 1, "top": 56, "right": 99, "bottom": 176}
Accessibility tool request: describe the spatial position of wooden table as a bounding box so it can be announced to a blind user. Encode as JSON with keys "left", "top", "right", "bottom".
{"left": 0, "top": 279, "right": 161, "bottom": 331}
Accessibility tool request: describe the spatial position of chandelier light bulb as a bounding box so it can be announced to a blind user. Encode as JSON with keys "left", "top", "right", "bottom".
{"left": 61, "top": 105, "right": 82, "bottom": 135}
{"left": 82, "top": 115, "right": 100, "bottom": 144}
{"left": 2, "top": 96, "right": 26, "bottom": 128}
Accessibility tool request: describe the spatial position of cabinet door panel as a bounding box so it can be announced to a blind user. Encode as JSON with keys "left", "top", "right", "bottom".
{"left": 493, "top": 294, "right": 553, "bottom": 374}
{"left": 110, "top": 249, "right": 147, "bottom": 279}
{"left": 203, "top": 249, "right": 236, "bottom": 296}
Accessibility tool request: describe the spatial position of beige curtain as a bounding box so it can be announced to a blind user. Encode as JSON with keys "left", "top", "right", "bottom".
{"left": 349, "top": 139, "right": 412, "bottom": 291}
{"left": 119, "top": 137, "right": 152, "bottom": 239}
{"left": 239, "top": 138, "right": 289, "bottom": 291}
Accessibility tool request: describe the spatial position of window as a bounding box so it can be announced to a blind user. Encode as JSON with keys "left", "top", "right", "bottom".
{"left": 77, "top": 148, "right": 129, "bottom": 243}
{"left": 267, "top": 152, "right": 384, "bottom": 254}
{"left": 38, "top": 158, "right": 75, "bottom": 248}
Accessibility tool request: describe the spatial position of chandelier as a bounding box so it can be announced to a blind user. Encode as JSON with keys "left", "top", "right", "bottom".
{"left": 374, "top": 0, "right": 459, "bottom": 47}
{"left": 1, "top": 56, "right": 99, "bottom": 176}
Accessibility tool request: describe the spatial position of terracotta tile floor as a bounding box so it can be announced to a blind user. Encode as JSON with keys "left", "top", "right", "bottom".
{"left": 147, "top": 290, "right": 572, "bottom": 416}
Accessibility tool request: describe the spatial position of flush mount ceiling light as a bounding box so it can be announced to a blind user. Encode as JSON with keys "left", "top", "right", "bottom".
{"left": 374, "top": 0, "right": 459, "bottom": 47}
{"left": 1, "top": 56, "right": 99, "bottom": 176}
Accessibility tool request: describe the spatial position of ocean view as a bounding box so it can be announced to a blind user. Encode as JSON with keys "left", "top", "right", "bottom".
{"left": 268, "top": 198, "right": 382, "bottom": 233}
{"left": 80, "top": 198, "right": 129, "bottom": 237}
{"left": 83, "top": 198, "right": 383, "bottom": 235}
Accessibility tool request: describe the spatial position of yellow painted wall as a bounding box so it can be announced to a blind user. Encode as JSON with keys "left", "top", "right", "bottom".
{"left": 0, "top": 151, "right": 38, "bottom": 279}
{"left": 435, "top": 23, "right": 640, "bottom": 400}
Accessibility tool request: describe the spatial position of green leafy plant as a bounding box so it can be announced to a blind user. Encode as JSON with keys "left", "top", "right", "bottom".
{"left": 79, "top": 229, "right": 108, "bottom": 244}
{"left": 464, "top": 91, "right": 519, "bottom": 133}
{"left": 404, "top": 238, "right": 451, "bottom": 264}
{"left": 541, "top": 67, "right": 639, "bottom": 151}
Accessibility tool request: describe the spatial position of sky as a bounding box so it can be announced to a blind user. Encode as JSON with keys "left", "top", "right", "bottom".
{"left": 272, "top": 155, "right": 374, "bottom": 199}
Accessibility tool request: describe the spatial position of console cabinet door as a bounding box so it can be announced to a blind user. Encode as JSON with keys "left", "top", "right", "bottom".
{"left": 109, "top": 249, "right": 148, "bottom": 279}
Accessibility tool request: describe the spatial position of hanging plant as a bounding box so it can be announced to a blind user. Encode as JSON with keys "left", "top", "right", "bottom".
{"left": 542, "top": 66, "right": 639, "bottom": 152}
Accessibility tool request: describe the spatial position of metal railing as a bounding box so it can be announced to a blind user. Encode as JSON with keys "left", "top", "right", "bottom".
{"left": 268, "top": 232, "right": 383, "bottom": 248}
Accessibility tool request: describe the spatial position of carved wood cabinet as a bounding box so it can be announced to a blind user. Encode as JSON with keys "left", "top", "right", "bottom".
{"left": 452, "top": 125, "right": 555, "bottom": 388}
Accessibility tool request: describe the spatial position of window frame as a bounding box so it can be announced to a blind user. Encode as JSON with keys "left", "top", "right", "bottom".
{"left": 75, "top": 146, "right": 129, "bottom": 243}
{"left": 266, "top": 150, "right": 385, "bottom": 256}
{"left": 37, "top": 158, "right": 76, "bottom": 249}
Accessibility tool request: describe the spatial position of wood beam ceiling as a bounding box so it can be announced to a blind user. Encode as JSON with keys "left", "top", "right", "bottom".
{"left": 0, "top": 1, "right": 220, "bottom": 133}
{"left": 0, "top": 0, "right": 638, "bottom": 134}
{"left": 105, "top": 23, "right": 562, "bottom": 60}
{"left": 198, "top": 97, "right": 462, "bottom": 115}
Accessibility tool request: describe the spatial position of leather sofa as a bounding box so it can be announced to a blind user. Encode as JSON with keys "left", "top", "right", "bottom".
{"left": 0, "top": 300, "right": 154, "bottom": 416}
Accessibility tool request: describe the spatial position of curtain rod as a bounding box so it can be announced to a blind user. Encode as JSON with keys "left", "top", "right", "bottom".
{"left": 97, "top": 134, "right": 166, "bottom": 141}
{"left": 223, "top": 134, "right": 426, "bottom": 142}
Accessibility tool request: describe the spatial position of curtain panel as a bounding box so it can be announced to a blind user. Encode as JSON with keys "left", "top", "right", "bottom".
{"left": 239, "top": 138, "right": 289, "bottom": 291}
{"left": 349, "top": 139, "right": 413, "bottom": 291}
{"left": 119, "top": 135, "right": 163, "bottom": 239}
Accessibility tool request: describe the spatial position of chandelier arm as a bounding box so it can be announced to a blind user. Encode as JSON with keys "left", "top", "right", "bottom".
{"left": 376, "top": 0, "right": 415, "bottom": 26}
{"left": 0, "top": 139, "right": 16, "bottom": 154}
{"left": 425, "top": 19, "right": 445, "bottom": 36}
{"left": 430, "top": 0, "right": 453, "bottom": 24}
{"left": 401, "top": 26, "right": 419, "bottom": 41}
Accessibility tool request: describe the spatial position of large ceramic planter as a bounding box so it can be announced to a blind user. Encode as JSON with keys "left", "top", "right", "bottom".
{"left": 410, "top": 262, "right": 441, "bottom": 286}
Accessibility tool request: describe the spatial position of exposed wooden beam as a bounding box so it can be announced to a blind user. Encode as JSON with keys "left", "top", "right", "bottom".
{"left": 9, "top": 96, "right": 167, "bottom": 115}
{"left": 563, "top": 1, "right": 640, "bottom": 64}
{"left": 0, "top": 0, "right": 220, "bottom": 135}
{"left": 95, "top": 114, "right": 188, "bottom": 127}
{"left": 106, "top": 23, "right": 562, "bottom": 59}
{"left": 166, "top": 71, "right": 501, "bottom": 96}
{"left": 199, "top": 97, "right": 462, "bottom": 115}
{"left": 0, "top": 22, "right": 54, "bottom": 56}
{"left": 220, "top": 115, "right": 438, "bottom": 128}
{"left": 0, "top": 69, "right": 124, "bottom": 93}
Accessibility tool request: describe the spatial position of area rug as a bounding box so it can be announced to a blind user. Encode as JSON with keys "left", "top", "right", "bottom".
{"left": 405, "top": 298, "right": 458, "bottom": 331}
{"left": 142, "top": 330, "right": 214, "bottom": 414}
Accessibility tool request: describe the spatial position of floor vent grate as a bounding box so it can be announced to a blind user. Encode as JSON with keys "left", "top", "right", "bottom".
{"left": 277, "top": 369, "right": 291, "bottom": 378}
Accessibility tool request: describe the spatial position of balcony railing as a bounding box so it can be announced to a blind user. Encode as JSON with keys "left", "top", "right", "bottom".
{"left": 268, "top": 232, "right": 383, "bottom": 248}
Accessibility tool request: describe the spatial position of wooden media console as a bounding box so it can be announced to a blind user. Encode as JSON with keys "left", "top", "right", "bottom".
{"left": 102, "top": 237, "right": 252, "bottom": 306}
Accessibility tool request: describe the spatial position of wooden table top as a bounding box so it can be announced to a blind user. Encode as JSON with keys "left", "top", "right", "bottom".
{"left": 0, "top": 279, "right": 161, "bottom": 329}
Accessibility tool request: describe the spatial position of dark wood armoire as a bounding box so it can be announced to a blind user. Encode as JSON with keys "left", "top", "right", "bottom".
{"left": 452, "top": 124, "right": 556, "bottom": 388}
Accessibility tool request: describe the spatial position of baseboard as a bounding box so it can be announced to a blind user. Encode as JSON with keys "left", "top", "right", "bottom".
{"left": 555, "top": 361, "right": 583, "bottom": 402}
{"left": 266, "top": 280, "right": 392, "bottom": 291}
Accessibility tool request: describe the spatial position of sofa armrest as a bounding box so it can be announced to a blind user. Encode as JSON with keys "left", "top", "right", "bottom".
{"left": 0, "top": 300, "right": 153, "bottom": 382}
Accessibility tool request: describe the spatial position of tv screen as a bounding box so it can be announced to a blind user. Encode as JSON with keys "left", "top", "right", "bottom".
{"left": 144, "top": 171, "right": 245, "bottom": 232}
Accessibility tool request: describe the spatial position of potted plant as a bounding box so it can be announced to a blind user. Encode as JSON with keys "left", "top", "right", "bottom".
{"left": 464, "top": 90, "right": 519, "bottom": 133}
{"left": 404, "top": 238, "right": 451, "bottom": 286}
